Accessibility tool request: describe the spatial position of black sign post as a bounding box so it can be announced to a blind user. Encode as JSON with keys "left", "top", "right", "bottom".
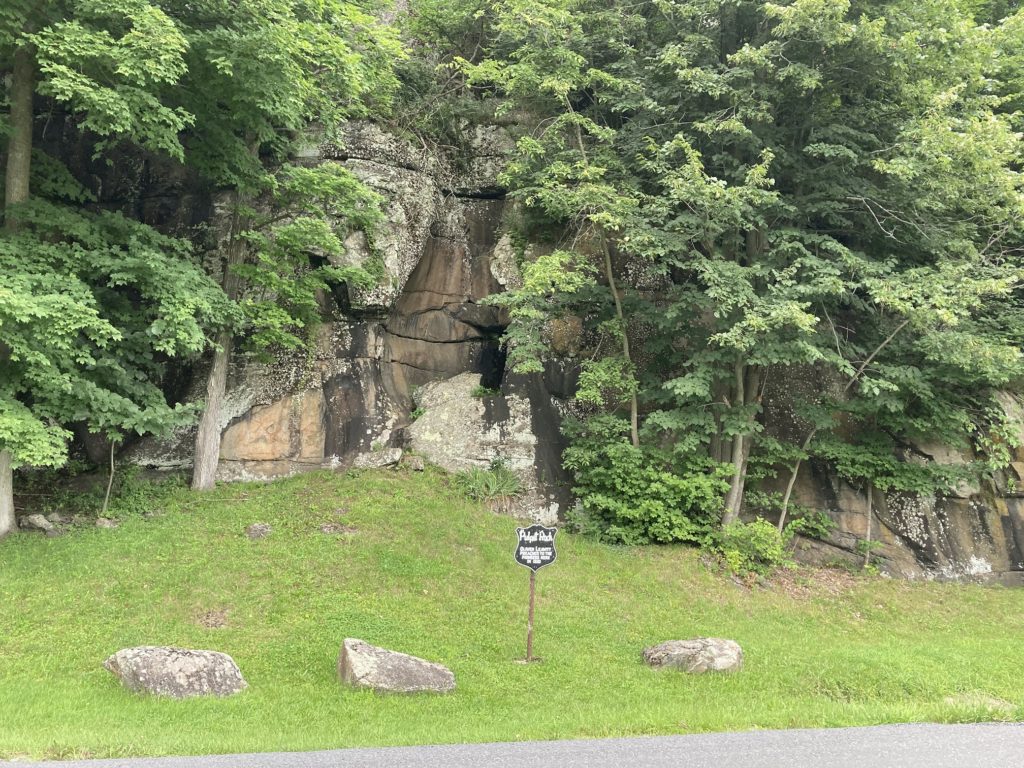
{"left": 514, "top": 524, "right": 557, "bottom": 662}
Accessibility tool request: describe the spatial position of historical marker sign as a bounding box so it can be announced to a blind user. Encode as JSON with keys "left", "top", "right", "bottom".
{"left": 515, "top": 524, "right": 557, "bottom": 661}
{"left": 515, "top": 525, "right": 557, "bottom": 571}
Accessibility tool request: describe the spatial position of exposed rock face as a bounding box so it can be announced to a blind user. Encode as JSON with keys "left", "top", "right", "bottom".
{"left": 407, "top": 372, "right": 568, "bottom": 523}
{"left": 338, "top": 638, "right": 455, "bottom": 694}
{"left": 127, "top": 121, "right": 551, "bottom": 499}
{"left": 762, "top": 376, "right": 1024, "bottom": 584}
{"left": 117, "top": 118, "right": 1024, "bottom": 584}
{"left": 643, "top": 639, "right": 743, "bottom": 674}
{"left": 103, "top": 647, "right": 247, "bottom": 698}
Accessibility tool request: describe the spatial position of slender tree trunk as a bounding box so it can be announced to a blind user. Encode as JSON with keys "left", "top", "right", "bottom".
{"left": 101, "top": 440, "right": 117, "bottom": 516}
{"left": 191, "top": 329, "right": 232, "bottom": 490}
{"left": 600, "top": 238, "right": 639, "bottom": 447}
{"left": 863, "top": 482, "right": 874, "bottom": 569}
{"left": 191, "top": 201, "right": 246, "bottom": 490}
{"left": 0, "top": 451, "right": 14, "bottom": 538}
{"left": 1, "top": 44, "right": 35, "bottom": 537}
{"left": 721, "top": 360, "right": 760, "bottom": 526}
{"left": 561, "top": 98, "right": 639, "bottom": 447}
{"left": 4, "top": 45, "right": 34, "bottom": 224}
{"left": 776, "top": 318, "right": 911, "bottom": 531}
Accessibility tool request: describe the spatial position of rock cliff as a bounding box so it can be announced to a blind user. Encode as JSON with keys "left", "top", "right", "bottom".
{"left": 120, "top": 122, "right": 1024, "bottom": 583}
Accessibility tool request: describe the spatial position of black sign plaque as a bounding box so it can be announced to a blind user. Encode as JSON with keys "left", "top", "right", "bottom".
{"left": 515, "top": 524, "right": 557, "bottom": 571}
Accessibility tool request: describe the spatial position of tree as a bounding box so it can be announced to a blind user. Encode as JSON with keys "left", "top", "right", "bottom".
{"left": 456, "top": 0, "right": 1024, "bottom": 541}
{"left": 150, "top": 0, "right": 402, "bottom": 490}
{"left": 1, "top": 0, "right": 230, "bottom": 536}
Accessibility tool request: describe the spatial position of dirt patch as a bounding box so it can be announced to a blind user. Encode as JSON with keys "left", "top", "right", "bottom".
{"left": 319, "top": 522, "right": 357, "bottom": 535}
{"left": 196, "top": 608, "right": 229, "bottom": 629}
{"left": 768, "top": 566, "right": 861, "bottom": 600}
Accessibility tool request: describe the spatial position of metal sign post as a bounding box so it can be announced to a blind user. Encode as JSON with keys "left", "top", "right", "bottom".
{"left": 514, "top": 524, "right": 557, "bottom": 662}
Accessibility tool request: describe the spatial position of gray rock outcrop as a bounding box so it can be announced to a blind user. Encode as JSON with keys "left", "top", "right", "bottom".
{"left": 406, "top": 372, "right": 570, "bottom": 524}
{"left": 103, "top": 646, "right": 248, "bottom": 698}
{"left": 337, "top": 638, "right": 455, "bottom": 694}
{"left": 352, "top": 448, "right": 403, "bottom": 470}
{"left": 19, "top": 514, "right": 54, "bottom": 533}
{"left": 643, "top": 638, "right": 744, "bottom": 674}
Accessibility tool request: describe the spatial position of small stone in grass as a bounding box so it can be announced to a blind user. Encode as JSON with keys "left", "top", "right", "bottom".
{"left": 246, "top": 523, "right": 272, "bottom": 539}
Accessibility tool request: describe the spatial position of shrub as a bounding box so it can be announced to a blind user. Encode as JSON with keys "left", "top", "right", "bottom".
{"left": 470, "top": 385, "right": 500, "bottom": 398}
{"left": 562, "top": 416, "right": 730, "bottom": 545}
{"left": 714, "top": 519, "right": 788, "bottom": 577}
{"left": 783, "top": 510, "right": 837, "bottom": 542}
{"left": 452, "top": 459, "right": 523, "bottom": 512}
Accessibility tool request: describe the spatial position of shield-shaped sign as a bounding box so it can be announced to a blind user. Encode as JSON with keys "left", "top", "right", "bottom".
{"left": 514, "top": 524, "right": 557, "bottom": 571}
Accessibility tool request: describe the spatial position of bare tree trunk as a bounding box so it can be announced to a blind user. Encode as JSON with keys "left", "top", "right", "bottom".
{"left": 863, "top": 482, "right": 874, "bottom": 569}
{"left": 101, "top": 440, "right": 117, "bottom": 516}
{"left": 722, "top": 434, "right": 750, "bottom": 526}
{"left": 1, "top": 45, "right": 35, "bottom": 536}
{"left": 721, "top": 360, "right": 760, "bottom": 526}
{"left": 191, "top": 201, "right": 246, "bottom": 490}
{"left": 0, "top": 451, "right": 14, "bottom": 538}
{"left": 4, "top": 45, "right": 34, "bottom": 226}
{"left": 191, "top": 329, "right": 232, "bottom": 490}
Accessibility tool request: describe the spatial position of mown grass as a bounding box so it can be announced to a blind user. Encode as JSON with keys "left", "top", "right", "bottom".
{"left": 1, "top": 468, "right": 1023, "bottom": 760}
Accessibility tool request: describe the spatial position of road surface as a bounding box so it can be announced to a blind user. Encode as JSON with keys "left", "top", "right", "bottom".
{"left": 6, "top": 724, "right": 1023, "bottom": 767}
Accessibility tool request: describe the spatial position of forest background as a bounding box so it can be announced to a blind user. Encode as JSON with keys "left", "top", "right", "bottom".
{"left": 3, "top": 0, "right": 1024, "bottom": 570}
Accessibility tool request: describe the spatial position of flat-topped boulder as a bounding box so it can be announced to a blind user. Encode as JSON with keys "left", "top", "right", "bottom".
{"left": 643, "top": 638, "right": 743, "bottom": 674}
{"left": 338, "top": 638, "right": 455, "bottom": 694}
{"left": 103, "top": 646, "right": 247, "bottom": 698}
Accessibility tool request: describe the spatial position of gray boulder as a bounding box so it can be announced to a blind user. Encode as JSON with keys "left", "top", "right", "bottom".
{"left": 643, "top": 638, "right": 743, "bottom": 674}
{"left": 338, "top": 638, "right": 455, "bottom": 694}
{"left": 352, "top": 448, "right": 403, "bottom": 470}
{"left": 103, "top": 646, "right": 248, "bottom": 698}
{"left": 19, "top": 514, "right": 54, "bottom": 532}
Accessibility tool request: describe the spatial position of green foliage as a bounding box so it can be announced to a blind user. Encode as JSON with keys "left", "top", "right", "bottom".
{"left": 451, "top": 459, "right": 524, "bottom": 511}
{"left": 486, "top": 249, "right": 596, "bottom": 374}
{"left": 410, "top": 406, "right": 426, "bottom": 421}
{"left": 714, "top": 519, "right": 789, "bottom": 577}
{"left": 562, "top": 416, "right": 731, "bottom": 545}
{"left": 0, "top": 196, "right": 233, "bottom": 466}
{"left": 235, "top": 163, "right": 385, "bottom": 352}
{"left": 783, "top": 510, "right": 837, "bottom": 543}
{"left": 470, "top": 385, "right": 500, "bottom": 398}
{"left": 457, "top": 0, "right": 1024, "bottom": 526}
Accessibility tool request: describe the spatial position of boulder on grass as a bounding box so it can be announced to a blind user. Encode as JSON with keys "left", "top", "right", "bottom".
{"left": 338, "top": 638, "right": 455, "bottom": 693}
{"left": 19, "top": 514, "right": 54, "bottom": 533}
{"left": 104, "top": 646, "right": 247, "bottom": 698}
{"left": 643, "top": 638, "right": 743, "bottom": 674}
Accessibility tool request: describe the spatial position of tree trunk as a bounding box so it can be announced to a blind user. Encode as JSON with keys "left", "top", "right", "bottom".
{"left": 191, "top": 201, "right": 246, "bottom": 490}
{"left": 600, "top": 238, "right": 639, "bottom": 447}
{"left": 4, "top": 45, "right": 34, "bottom": 225}
{"left": 0, "top": 450, "right": 14, "bottom": 538}
{"left": 191, "top": 329, "right": 232, "bottom": 490}
{"left": 721, "top": 360, "right": 760, "bottom": 526}
{"left": 863, "top": 482, "right": 874, "bottom": 569}
{"left": 1, "top": 45, "right": 35, "bottom": 535}
{"left": 721, "top": 433, "right": 750, "bottom": 527}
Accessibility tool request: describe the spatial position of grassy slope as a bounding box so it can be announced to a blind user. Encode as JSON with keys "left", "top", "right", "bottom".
{"left": 1, "top": 468, "right": 1022, "bottom": 760}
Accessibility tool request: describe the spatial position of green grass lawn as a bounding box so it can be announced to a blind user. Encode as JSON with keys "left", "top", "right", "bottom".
{"left": 1, "top": 468, "right": 1023, "bottom": 760}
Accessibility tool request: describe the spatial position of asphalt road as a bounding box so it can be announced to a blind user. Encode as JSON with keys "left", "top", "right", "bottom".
{"left": 6, "top": 724, "right": 1023, "bottom": 768}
